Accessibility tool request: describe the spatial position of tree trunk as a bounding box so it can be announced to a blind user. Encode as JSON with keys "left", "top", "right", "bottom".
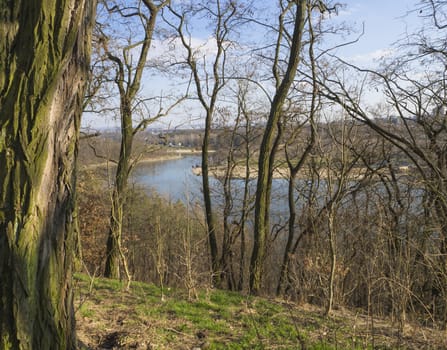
{"left": 201, "top": 112, "right": 220, "bottom": 285}
{"left": 250, "top": 0, "right": 306, "bottom": 294}
{"left": 277, "top": 172, "right": 298, "bottom": 296}
{"left": 0, "top": 1, "right": 95, "bottom": 349}
{"left": 326, "top": 211, "right": 337, "bottom": 316}
{"left": 104, "top": 104, "right": 132, "bottom": 279}
{"left": 276, "top": 6, "right": 318, "bottom": 296}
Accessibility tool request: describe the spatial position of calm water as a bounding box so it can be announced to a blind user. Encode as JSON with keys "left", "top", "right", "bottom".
{"left": 132, "top": 156, "right": 426, "bottom": 236}
{"left": 133, "top": 155, "right": 203, "bottom": 203}
{"left": 132, "top": 155, "right": 290, "bottom": 221}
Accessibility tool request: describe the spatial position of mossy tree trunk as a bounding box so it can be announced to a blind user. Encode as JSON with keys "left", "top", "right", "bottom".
{"left": 0, "top": 0, "right": 95, "bottom": 349}
{"left": 250, "top": 0, "right": 307, "bottom": 294}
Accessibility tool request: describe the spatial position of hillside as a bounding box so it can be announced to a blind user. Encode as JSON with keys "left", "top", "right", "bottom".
{"left": 74, "top": 274, "right": 446, "bottom": 350}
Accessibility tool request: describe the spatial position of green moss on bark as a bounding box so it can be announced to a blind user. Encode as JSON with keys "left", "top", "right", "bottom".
{"left": 0, "top": 1, "right": 96, "bottom": 349}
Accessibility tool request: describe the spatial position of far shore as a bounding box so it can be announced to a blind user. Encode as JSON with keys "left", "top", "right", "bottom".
{"left": 192, "top": 164, "right": 413, "bottom": 181}
{"left": 192, "top": 165, "right": 286, "bottom": 179}
{"left": 80, "top": 148, "right": 200, "bottom": 171}
{"left": 80, "top": 148, "right": 413, "bottom": 182}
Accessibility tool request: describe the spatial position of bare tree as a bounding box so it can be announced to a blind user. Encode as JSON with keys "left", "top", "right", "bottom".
{"left": 165, "top": 0, "right": 243, "bottom": 286}
{"left": 250, "top": 0, "right": 310, "bottom": 294}
{"left": 94, "top": 0, "right": 174, "bottom": 280}
{"left": 276, "top": 2, "right": 320, "bottom": 296}
{"left": 319, "top": 0, "right": 447, "bottom": 326}
{"left": 215, "top": 80, "right": 261, "bottom": 290}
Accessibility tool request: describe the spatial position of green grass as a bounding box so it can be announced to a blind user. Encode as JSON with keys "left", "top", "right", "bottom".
{"left": 78, "top": 303, "right": 95, "bottom": 318}
{"left": 74, "top": 274, "right": 444, "bottom": 350}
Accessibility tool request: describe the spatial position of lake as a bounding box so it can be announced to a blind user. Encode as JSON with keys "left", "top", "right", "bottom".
{"left": 133, "top": 155, "right": 203, "bottom": 203}
{"left": 133, "top": 155, "right": 290, "bottom": 221}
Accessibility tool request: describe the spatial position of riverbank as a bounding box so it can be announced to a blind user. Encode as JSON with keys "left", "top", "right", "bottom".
{"left": 192, "top": 164, "right": 288, "bottom": 179}
{"left": 192, "top": 164, "right": 412, "bottom": 180}
{"left": 80, "top": 148, "right": 199, "bottom": 171}
{"left": 81, "top": 149, "right": 412, "bottom": 182}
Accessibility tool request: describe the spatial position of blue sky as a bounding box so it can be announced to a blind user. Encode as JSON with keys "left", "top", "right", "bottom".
{"left": 334, "top": 0, "right": 420, "bottom": 63}
{"left": 82, "top": 0, "right": 425, "bottom": 130}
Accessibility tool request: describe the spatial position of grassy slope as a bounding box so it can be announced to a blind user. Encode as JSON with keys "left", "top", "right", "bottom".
{"left": 74, "top": 274, "right": 446, "bottom": 350}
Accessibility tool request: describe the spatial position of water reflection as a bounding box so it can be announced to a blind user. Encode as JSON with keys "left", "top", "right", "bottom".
{"left": 133, "top": 155, "right": 203, "bottom": 203}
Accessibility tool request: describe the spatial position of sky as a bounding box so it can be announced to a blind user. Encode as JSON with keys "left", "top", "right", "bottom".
{"left": 81, "top": 0, "right": 425, "bottom": 131}
{"left": 335, "top": 0, "right": 420, "bottom": 63}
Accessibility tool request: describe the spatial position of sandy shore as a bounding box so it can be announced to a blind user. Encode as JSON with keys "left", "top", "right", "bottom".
{"left": 191, "top": 164, "right": 409, "bottom": 180}
{"left": 192, "top": 165, "right": 289, "bottom": 179}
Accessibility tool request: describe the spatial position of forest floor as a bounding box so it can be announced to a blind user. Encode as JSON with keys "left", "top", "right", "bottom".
{"left": 74, "top": 274, "right": 446, "bottom": 350}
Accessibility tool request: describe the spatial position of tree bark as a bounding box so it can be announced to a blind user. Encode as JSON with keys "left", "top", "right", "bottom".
{"left": 250, "top": 0, "right": 307, "bottom": 294}
{"left": 104, "top": 99, "right": 133, "bottom": 279}
{"left": 202, "top": 109, "right": 220, "bottom": 284}
{"left": 0, "top": 0, "right": 95, "bottom": 349}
